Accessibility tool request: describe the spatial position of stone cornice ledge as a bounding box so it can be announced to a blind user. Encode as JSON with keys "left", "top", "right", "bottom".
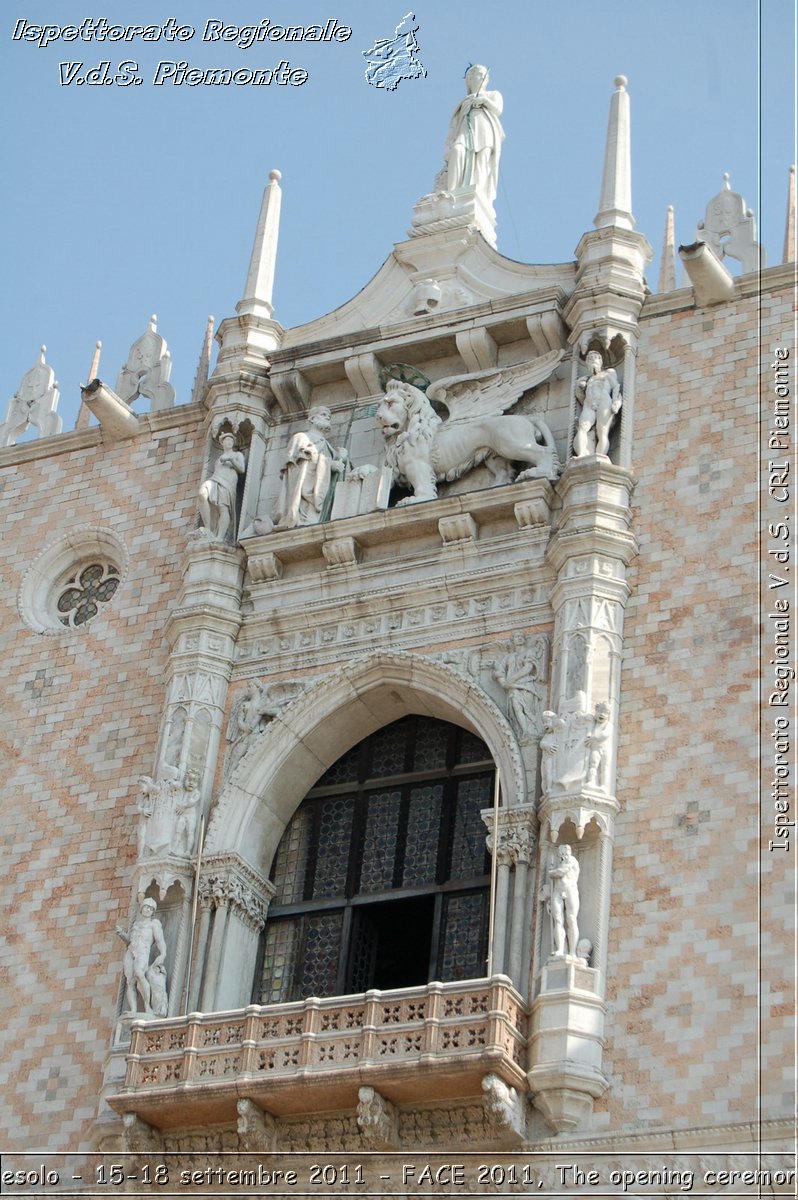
{"left": 242, "top": 479, "right": 556, "bottom": 574}
{"left": 0, "top": 402, "right": 204, "bottom": 468}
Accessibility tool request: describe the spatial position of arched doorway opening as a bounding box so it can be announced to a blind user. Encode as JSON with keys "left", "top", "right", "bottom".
{"left": 256, "top": 715, "right": 494, "bottom": 1003}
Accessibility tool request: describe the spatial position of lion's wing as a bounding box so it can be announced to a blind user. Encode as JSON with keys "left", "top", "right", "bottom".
{"left": 426, "top": 349, "right": 565, "bottom": 425}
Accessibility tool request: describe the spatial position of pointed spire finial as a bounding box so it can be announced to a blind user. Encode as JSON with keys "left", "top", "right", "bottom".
{"left": 658, "top": 205, "right": 676, "bottom": 292}
{"left": 594, "top": 75, "right": 634, "bottom": 231}
{"left": 191, "top": 315, "right": 216, "bottom": 406}
{"left": 784, "top": 165, "right": 796, "bottom": 263}
{"left": 237, "top": 168, "right": 283, "bottom": 320}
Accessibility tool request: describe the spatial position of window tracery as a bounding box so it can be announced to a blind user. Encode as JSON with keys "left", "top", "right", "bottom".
{"left": 258, "top": 716, "right": 493, "bottom": 1003}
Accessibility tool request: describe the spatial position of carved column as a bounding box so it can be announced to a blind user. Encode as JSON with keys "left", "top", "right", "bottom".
{"left": 194, "top": 853, "right": 275, "bottom": 1012}
{"left": 526, "top": 457, "right": 637, "bottom": 1133}
{"left": 483, "top": 805, "right": 537, "bottom": 994}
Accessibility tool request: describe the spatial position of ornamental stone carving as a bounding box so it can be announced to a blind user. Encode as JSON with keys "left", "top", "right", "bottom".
{"left": 481, "top": 1073, "right": 526, "bottom": 1144}
{"left": 0, "top": 346, "right": 62, "bottom": 447}
{"left": 371, "top": 353, "right": 563, "bottom": 505}
{"left": 357, "top": 1087, "right": 399, "bottom": 1149}
{"left": 121, "top": 1112, "right": 163, "bottom": 1153}
{"left": 198, "top": 855, "right": 274, "bottom": 931}
{"left": 696, "top": 173, "right": 765, "bottom": 274}
{"left": 115, "top": 315, "right": 175, "bottom": 411}
{"left": 540, "top": 693, "right": 612, "bottom": 796}
{"left": 484, "top": 806, "right": 537, "bottom": 865}
{"left": 225, "top": 678, "right": 305, "bottom": 778}
{"left": 237, "top": 1098, "right": 275, "bottom": 1152}
{"left": 136, "top": 768, "right": 200, "bottom": 860}
{"left": 115, "top": 898, "right": 168, "bottom": 1016}
{"left": 488, "top": 632, "right": 548, "bottom": 738}
{"left": 274, "top": 406, "right": 348, "bottom": 530}
{"left": 573, "top": 350, "right": 622, "bottom": 458}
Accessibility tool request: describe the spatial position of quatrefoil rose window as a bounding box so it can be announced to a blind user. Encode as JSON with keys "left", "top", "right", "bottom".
{"left": 56, "top": 562, "right": 121, "bottom": 627}
{"left": 18, "top": 526, "right": 127, "bottom": 635}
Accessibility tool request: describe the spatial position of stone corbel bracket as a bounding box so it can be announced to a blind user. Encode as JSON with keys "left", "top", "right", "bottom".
{"left": 357, "top": 1086, "right": 399, "bottom": 1149}
{"left": 481, "top": 1072, "right": 528, "bottom": 1146}
{"left": 121, "top": 1112, "right": 164, "bottom": 1153}
{"left": 237, "top": 1098, "right": 276, "bottom": 1152}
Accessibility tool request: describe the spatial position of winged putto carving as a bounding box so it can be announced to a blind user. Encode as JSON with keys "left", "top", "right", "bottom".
{"left": 372, "top": 349, "right": 564, "bottom": 505}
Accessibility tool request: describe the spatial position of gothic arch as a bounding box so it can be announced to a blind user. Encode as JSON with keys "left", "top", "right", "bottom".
{"left": 205, "top": 651, "right": 526, "bottom": 872}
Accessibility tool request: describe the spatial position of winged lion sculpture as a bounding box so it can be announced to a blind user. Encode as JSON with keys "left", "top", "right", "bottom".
{"left": 373, "top": 349, "right": 564, "bottom": 505}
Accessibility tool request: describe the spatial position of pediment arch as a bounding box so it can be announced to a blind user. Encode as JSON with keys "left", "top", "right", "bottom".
{"left": 205, "top": 650, "right": 527, "bottom": 873}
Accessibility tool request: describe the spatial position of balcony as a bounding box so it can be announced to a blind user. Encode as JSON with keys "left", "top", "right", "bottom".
{"left": 109, "top": 977, "right": 528, "bottom": 1131}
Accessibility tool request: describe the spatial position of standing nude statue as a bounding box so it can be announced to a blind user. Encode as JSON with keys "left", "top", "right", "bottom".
{"left": 443, "top": 64, "right": 505, "bottom": 208}
{"left": 198, "top": 431, "right": 246, "bottom": 542}
{"left": 573, "top": 350, "right": 622, "bottom": 458}
{"left": 116, "top": 897, "right": 167, "bottom": 1015}
{"left": 546, "top": 844, "right": 580, "bottom": 957}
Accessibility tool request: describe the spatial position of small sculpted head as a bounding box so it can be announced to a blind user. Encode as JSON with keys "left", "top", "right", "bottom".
{"left": 219, "top": 431, "right": 236, "bottom": 451}
{"left": 558, "top": 844, "right": 573, "bottom": 863}
{"left": 308, "top": 405, "right": 332, "bottom": 434}
{"left": 140, "top": 898, "right": 157, "bottom": 916}
{"left": 586, "top": 350, "right": 604, "bottom": 373}
{"left": 465, "top": 64, "right": 488, "bottom": 93}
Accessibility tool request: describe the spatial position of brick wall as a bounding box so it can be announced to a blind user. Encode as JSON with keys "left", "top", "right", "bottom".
{"left": 0, "top": 410, "right": 204, "bottom": 1146}
{"left": 598, "top": 284, "right": 793, "bottom": 1130}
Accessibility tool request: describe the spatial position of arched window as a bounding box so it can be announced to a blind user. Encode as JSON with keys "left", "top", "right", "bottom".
{"left": 256, "top": 715, "right": 494, "bottom": 1003}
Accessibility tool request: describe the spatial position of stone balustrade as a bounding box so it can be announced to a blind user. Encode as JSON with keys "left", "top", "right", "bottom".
{"left": 110, "top": 977, "right": 528, "bottom": 1129}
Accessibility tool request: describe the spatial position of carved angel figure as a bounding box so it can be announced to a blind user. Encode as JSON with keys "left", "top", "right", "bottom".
{"left": 225, "top": 679, "right": 305, "bottom": 778}
{"left": 491, "top": 633, "right": 547, "bottom": 737}
{"left": 373, "top": 350, "right": 563, "bottom": 505}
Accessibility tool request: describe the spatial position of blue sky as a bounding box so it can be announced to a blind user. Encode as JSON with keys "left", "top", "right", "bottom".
{"left": 1, "top": 0, "right": 795, "bottom": 432}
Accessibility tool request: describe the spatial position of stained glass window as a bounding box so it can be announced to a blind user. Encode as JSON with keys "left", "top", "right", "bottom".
{"left": 257, "top": 716, "right": 493, "bottom": 1003}
{"left": 56, "top": 562, "right": 120, "bottom": 627}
